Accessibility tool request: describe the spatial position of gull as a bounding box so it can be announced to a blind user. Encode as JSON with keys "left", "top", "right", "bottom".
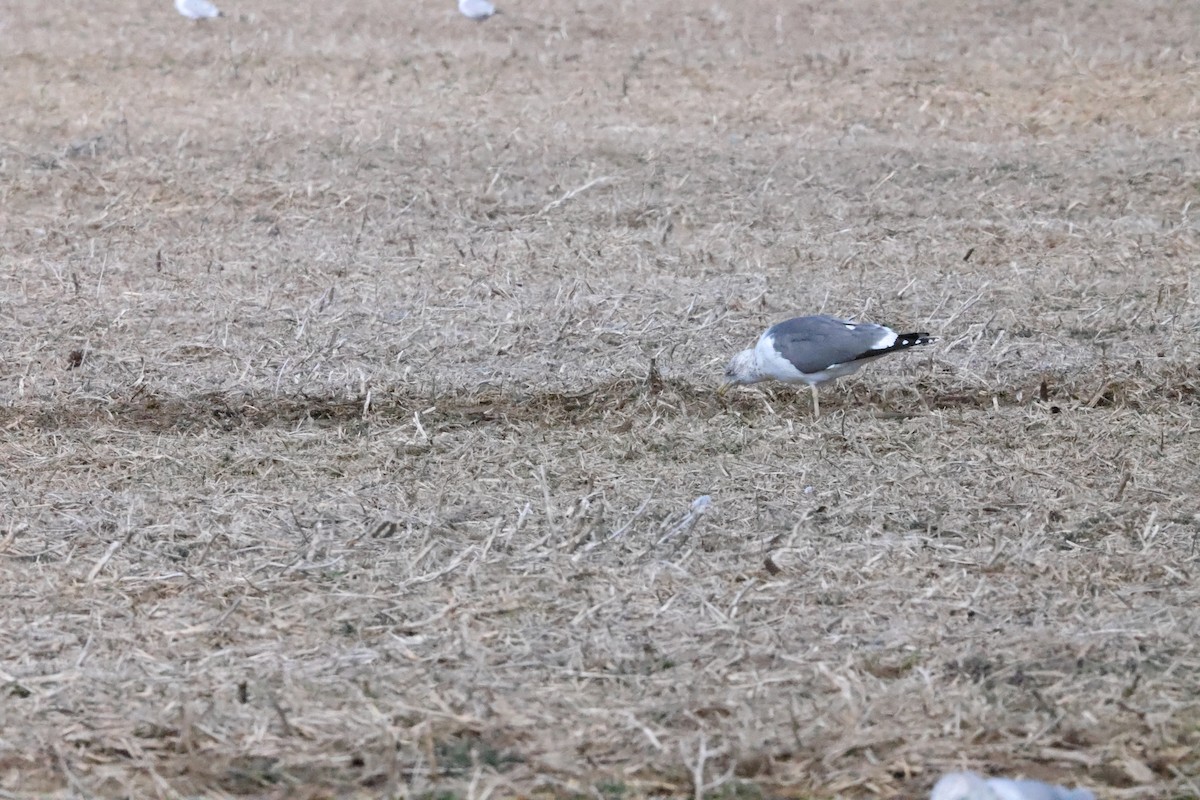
{"left": 175, "top": 0, "right": 222, "bottom": 20}
{"left": 458, "top": 0, "right": 497, "bottom": 20}
{"left": 721, "top": 314, "right": 934, "bottom": 417}
{"left": 931, "top": 771, "right": 1095, "bottom": 800}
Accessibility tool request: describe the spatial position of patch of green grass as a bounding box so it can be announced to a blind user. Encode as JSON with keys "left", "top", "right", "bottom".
{"left": 595, "top": 780, "right": 628, "bottom": 800}
{"left": 434, "top": 736, "right": 524, "bottom": 775}
{"left": 416, "top": 792, "right": 460, "bottom": 800}
{"left": 711, "top": 780, "right": 766, "bottom": 800}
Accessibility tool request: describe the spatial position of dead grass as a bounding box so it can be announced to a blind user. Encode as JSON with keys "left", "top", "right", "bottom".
{"left": 2, "top": 0, "right": 1200, "bottom": 797}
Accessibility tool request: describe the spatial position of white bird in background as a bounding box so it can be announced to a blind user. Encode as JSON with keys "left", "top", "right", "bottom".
{"left": 458, "top": 0, "right": 497, "bottom": 21}
{"left": 931, "top": 772, "right": 1095, "bottom": 800}
{"left": 175, "top": 0, "right": 223, "bottom": 20}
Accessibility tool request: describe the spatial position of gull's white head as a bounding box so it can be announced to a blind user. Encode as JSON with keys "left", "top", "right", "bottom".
{"left": 722, "top": 348, "right": 762, "bottom": 388}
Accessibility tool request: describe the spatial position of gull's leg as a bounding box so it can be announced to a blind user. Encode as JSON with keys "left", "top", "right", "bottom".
{"left": 810, "top": 384, "right": 820, "bottom": 419}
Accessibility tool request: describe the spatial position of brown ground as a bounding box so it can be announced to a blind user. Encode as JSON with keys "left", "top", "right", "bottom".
{"left": 2, "top": 0, "right": 1199, "bottom": 797}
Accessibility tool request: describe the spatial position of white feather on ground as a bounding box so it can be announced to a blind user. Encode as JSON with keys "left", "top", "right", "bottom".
{"left": 931, "top": 772, "right": 1095, "bottom": 800}
{"left": 175, "top": 0, "right": 222, "bottom": 20}
{"left": 458, "top": 0, "right": 497, "bottom": 20}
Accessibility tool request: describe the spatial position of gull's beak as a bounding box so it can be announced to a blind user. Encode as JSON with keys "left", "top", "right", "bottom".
{"left": 717, "top": 381, "right": 730, "bottom": 397}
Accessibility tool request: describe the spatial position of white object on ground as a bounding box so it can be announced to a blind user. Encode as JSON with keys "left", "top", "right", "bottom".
{"left": 175, "top": 0, "right": 222, "bottom": 19}
{"left": 722, "top": 314, "right": 935, "bottom": 417}
{"left": 458, "top": 0, "right": 497, "bottom": 20}
{"left": 659, "top": 495, "right": 713, "bottom": 543}
{"left": 931, "top": 771, "right": 1096, "bottom": 800}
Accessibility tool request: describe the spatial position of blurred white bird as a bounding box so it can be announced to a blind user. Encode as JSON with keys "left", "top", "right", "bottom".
{"left": 458, "top": 0, "right": 497, "bottom": 20}
{"left": 175, "top": 0, "right": 222, "bottom": 20}
{"left": 931, "top": 772, "right": 1095, "bottom": 800}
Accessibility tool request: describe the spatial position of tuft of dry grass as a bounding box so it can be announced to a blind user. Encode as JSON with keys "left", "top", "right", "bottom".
{"left": 2, "top": 0, "right": 1199, "bottom": 797}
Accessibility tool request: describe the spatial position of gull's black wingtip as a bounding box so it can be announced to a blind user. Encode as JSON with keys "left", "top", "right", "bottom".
{"left": 897, "top": 332, "right": 936, "bottom": 347}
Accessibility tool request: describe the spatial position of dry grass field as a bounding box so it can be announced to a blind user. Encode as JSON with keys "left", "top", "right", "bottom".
{"left": 2, "top": 0, "right": 1199, "bottom": 797}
